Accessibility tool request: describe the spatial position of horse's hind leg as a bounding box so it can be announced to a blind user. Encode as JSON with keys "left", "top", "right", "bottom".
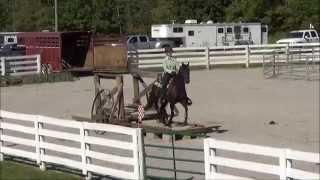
{"left": 155, "top": 99, "right": 161, "bottom": 123}
{"left": 160, "top": 100, "right": 168, "bottom": 125}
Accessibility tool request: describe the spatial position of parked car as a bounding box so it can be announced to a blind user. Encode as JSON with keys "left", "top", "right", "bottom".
{"left": 276, "top": 29, "right": 319, "bottom": 44}
{"left": 0, "top": 43, "right": 25, "bottom": 57}
{"left": 127, "top": 35, "right": 175, "bottom": 50}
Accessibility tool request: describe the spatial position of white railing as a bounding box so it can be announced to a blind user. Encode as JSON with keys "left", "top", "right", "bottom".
{"left": 204, "top": 138, "right": 320, "bottom": 180}
{"left": 0, "top": 110, "right": 145, "bottom": 180}
{"left": 0, "top": 55, "right": 41, "bottom": 76}
{"left": 128, "top": 43, "right": 320, "bottom": 69}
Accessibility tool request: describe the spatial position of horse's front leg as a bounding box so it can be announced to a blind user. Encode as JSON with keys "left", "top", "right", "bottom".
{"left": 182, "top": 101, "right": 188, "bottom": 125}
{"left": 169, "top": 103, "right": 175, "bottom": 127}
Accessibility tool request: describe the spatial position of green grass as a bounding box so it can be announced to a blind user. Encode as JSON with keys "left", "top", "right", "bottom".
{"left": 0, "top": 160, "right": 82, "bottom": 180}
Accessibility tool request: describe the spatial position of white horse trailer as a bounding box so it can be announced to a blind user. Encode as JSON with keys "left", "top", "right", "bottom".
{"left": 0, "top": 32, "right": 18, "bottom": 47}
{"left": 151, "top": 20, "right": 268, "bottom": 47}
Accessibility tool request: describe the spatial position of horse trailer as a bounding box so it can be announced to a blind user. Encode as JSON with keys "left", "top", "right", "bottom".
{"left": 151, "top": 20, "right": 268, "bottom": 47}
{"left": 17, "top": 32, "right": 91, "bottom": 72}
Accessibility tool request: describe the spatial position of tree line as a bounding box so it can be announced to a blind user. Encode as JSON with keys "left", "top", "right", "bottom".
{"left": 0, "top": 0, "right": 319, "bottom": 37}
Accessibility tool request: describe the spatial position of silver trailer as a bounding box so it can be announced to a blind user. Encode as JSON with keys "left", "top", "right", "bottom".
{"left": 151, "top": 20, "right": 268, "bottom": 47}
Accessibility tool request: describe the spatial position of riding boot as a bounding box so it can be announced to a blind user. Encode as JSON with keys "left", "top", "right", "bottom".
{"left": 160, "top": 73, "right": 170, "bottom": 102}
{"left": 160, "top": 87, "right": 167, "bottom": 103}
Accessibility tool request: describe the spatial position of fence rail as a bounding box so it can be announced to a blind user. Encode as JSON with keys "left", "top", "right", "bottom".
{"left": 0, "top": 110, "right": 145, "bottom": 180}
{"left": 0, "top": 55, "right": 41, "bottom": 76}
{"left": 128, "top": 43, "right": 320, "bottom": 70}
{"left": 204, "top": 138, "right": 320, "bottom": 180}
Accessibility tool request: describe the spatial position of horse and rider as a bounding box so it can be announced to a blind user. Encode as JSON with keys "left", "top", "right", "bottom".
{"left": 145, "top": 46, "right": 192, "bottom": 127}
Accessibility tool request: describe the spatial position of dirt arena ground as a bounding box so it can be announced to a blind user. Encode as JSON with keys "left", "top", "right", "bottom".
{"left": 1, "top": 67, "right": 319, "bottom": 178}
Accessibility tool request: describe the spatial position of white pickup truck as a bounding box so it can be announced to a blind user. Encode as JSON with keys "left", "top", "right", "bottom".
{"left": 276, "top": 29, "right": 319, "bottom": 44}
{"left": 127, "top": 35, "right": 175, "bottom": 51}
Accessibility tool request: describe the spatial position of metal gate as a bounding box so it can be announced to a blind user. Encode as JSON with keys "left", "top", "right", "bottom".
{"left": 263, "top": 49, "right": 319, "bottom": 80}
{"left": 143, "top": 130, "right": 206, "bottom": 180}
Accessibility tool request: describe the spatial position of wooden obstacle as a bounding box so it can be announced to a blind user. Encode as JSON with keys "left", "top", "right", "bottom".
{"left": 72, "top": 115, "right": 222, "bottom": 141}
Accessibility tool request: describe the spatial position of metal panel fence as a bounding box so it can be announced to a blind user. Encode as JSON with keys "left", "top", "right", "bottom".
{"left": 128, "top": 43, "right": 320, "bottom": 70}
{"left": 0, "top": 55, "right": 41, "bottom": 76}
{"left": 0, "top": 110, "right": 145, "bottom": 180}
{"left": 263, "top": 52, "right": 319, "bottom": 80}
{"left": 204, "top": 138, "right": 320, "bottom": 180}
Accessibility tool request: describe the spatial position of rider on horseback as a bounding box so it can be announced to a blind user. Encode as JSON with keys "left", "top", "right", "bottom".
{"left": 161, "top": 47, "right": 178, "bottom": 98}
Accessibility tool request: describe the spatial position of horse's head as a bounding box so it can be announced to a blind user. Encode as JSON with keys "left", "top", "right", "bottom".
{"left": 179, "top": 62, "right": 190, "bottom": 84}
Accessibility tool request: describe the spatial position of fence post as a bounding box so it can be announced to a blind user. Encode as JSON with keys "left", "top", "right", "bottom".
{"left": 204, "top": 139, "right": 210, "bottom": 180}
{"left": 204, "top": 139, "right": 217, "bottom": 180}
{"left": 1, "top": 57, "right": 5, "bottom": 76}
{"left": 38, "top": 118, "right": 46, "bottom": 171}
{"left": 245, "top": 45, "right": 250, "bottom": 68}
{"left": 35, "top": 116, "right": 40, "bottom": 165}
{"left": 205, "top": 47, "right": 210, "bottom": 70}
{"left": 36, "top": 55, "right": 41, "bottom": 74}
{"left": 80, "top": 124, "right": 88, "bottom": 178}
{"left": 305, "top": 56, "right": 310, "bottom": 80}
{"left": 84, "top": 129, "right": 92, "bottom": 180}
{"left": 0, "top": 116, "right": 3, "bottom": 161}
{"left": 137, "top": 128, "right": 146, "bottom": 180}
{"left": 286, "top": 149, "right": 293, "bottom": 180}
{"left": 279, "top": 149, "right": 287, "bottom": 180}
{"left": 285, "top": 44, "right": 290, "bottom": 63}
{"left": 311, "top": 47, "right": 316, "bottom": 71}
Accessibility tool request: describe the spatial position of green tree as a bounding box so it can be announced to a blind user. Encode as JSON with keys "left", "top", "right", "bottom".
{"left": 225, "top": 0, "right": 267, "bottom": 22}
{"left": 58, "top": 0, "right": 94, "bottom": 31}
{"left": 12, "top": 0, "right": 53, "bottom": 31}
{"left": 0, "top": 0, "right": 13, "bottom": 31}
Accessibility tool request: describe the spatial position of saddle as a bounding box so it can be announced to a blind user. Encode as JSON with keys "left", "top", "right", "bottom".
{"left": 155, "top": 73, "right": 174, "bottom": 89}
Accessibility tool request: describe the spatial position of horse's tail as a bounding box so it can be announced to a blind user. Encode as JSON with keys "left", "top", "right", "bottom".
{"left": 187, "top": 97, "right": 192, "bottom": 106}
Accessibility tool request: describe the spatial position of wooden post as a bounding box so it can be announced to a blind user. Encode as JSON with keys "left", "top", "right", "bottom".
{"left": 211, "top": 148, "right": 217, "bottom": 173}
{"left": 204, "top": 139, "right": 217, "bottom": 179}
{"left": 272, "top": 52, "right": 276, "bottom": 77}
{"left": 245, "top": 45, "right": 250, "bottom": 68}
{"left": 93, "top": 75, "right": 101, "bottom": 115}
{"left": 286, "top": 149, "right": 293, "bottom": 180}
{"left": 0, "top": 117, "right": 3, "bottom": 161}
{"left": 279, "top": 149, "right": 288, "bottom": 180}
{"left": 80, "top": 126, "right": 87, "bottom": 177}
{"left": 36, "top": 55, "right": 41, "bottom": 74}
{"left": 94, "top": 75, "right": 101, "bottom": 96}
{"left": 132, "top": 75, "right": 140, "bottom": 104}
{"left": 39, "top": 122, "right": 46, "bottom": 171}
{"left": 171, "top": 134, "right": 177, "bottom": 180}
{"left": 305, "top": 56, "right": 310, "bottom": 80}
{"left": 137, "top": 129, "right": 146, "bottom": 179}
{"left": 34, "top": 117, "right": 40, "bottom": 165}
{"left": 84, "top": 129, "right": 92, "bottom": 180}
{"left": 116, "top": 75, "right": 125, "bottom": 121}
{"left": 205, "top": 47, "right": 210, "bottom": 70}
{"left": 286, "top": 44, "right": 290, "bottom": 63}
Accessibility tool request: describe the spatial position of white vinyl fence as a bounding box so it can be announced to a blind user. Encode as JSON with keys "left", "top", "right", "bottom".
{"left": 128, "top": 43, "right": 320, "bottom": 69}
{"left": 0, "top": 55, "right": 41, "bottom": 76}
{"left": 204, "top": 138, "right": 320, "bottom": 180}
{"left": 0, "top": 110, "right": 145, "bottom": 180}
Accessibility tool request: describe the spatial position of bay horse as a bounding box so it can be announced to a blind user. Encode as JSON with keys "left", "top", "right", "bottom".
{"left": 145, "top": 62, "right": 192, "bottom": 126}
